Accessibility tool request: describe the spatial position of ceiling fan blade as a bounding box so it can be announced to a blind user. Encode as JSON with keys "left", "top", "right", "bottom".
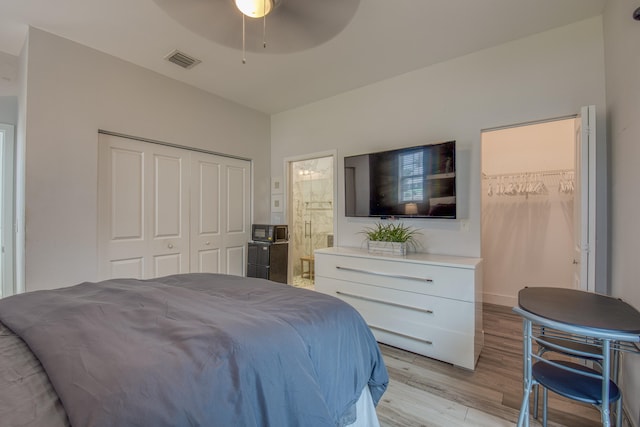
{"left": 153, "top": 0, "right": 360, "bottom": 53}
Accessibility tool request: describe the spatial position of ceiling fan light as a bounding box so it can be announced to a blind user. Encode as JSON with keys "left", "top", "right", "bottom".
{"left": 235, "top": 0, "right": 273, "bottom": 18}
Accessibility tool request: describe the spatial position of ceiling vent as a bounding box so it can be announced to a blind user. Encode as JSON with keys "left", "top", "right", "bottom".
{"left": 164, "top": 50, "right": 201, "bottom": 69}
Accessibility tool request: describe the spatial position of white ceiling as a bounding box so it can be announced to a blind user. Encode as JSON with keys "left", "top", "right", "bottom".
{"left": 0, "top": 0, "right": 607, "bottom": 114}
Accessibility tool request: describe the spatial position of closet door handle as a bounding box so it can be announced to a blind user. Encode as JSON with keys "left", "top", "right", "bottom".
{"left": 335, "top": 266, "right": 433, "bottom": 283}
{"left": 167, "top": 243, "right": 174, "bottom": 249}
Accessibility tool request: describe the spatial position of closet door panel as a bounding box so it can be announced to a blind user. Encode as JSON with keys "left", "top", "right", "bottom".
{"left": 198, "top": 249, "right": 220, "bottom": 273}
{"left": 198, "top": 161, "right": 221, "bottom": 235}
{"left": 110, "top": 148, "right": 144, "bottom": 241}
{"left": 190, "top": 153, "right": 223, "bottom": 273}
{"left": 190, "top": 153, "right": 250, "bottom": 275}
{"left": 154, "top": 154, "right": 183, "bottom": 238}
{"left": 99, "top": 135, "right": 189, "bottom": 280}
{"left": 110, "top": 258, "right": 144, "bottom": 280}
{"left": 221, "top": 159, "right": 251, "bottom": 275}
{"left": 149, "top": 145, "right": 189, "bottom": 277}
{"left": 154, "top": 253, "right": 182, "bottom": 278}
{"left": 98, "top": 137, "right": 147, "bottom": 279}
{"left": 226, "top": 246, "right": 245, "bottom": 276}
{"left": 226, "top": 165, "right": 246, "bottom": 233}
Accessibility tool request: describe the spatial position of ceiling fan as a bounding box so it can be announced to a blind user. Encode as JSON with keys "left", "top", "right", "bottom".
{"left": 153, "top": 0, "right": 361, "bottom": 55}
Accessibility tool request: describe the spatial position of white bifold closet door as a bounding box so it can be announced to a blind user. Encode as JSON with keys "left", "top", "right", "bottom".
{"left": 189, "top": 150, "right": 249, "bottom": 276}
{"left": 98, "top": 133, "right": 250, "bottom": 280}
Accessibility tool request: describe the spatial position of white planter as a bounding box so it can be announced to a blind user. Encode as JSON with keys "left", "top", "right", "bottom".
{"left": 367, "top": 241, "right": 407, "bottom": 256}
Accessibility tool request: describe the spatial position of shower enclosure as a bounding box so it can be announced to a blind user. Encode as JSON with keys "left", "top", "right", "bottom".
{"left": 289, "top": 156, "right": 334, "bottom": 287}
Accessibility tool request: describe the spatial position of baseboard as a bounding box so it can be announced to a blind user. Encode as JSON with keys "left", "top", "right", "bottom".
{"left": 482, "top": 292, "right": 517, "bottom": 307}
{"left": 621, "top": 354, "right": 640, "bottom": 427}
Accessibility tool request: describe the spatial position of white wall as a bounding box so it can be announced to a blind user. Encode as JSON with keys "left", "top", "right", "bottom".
{"left": 15, "top": 34, "right": 28, "bottom": 295}
{"left": 22, "top": 28, "right": 271, "bottom": 292}
{"left": 603, "top": 1, "right": 640, "bottom": 424}
{"left": 0, "top": 51, "right": 19, "bottom": 97}
{"left": 0, "top": 97, "right": 17, "bottom": 124}
{"left": 271, "top": 18, "right": 606, "bottom": 258}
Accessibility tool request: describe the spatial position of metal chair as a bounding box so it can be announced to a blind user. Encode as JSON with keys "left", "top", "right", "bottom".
{"left": 514, "top": 287, "right": 640, "bottom": 427}
{"left": 532, "top": 329, "right": 608, "bottom": 420}
{"left": 528, "top": 325, "right": 622, "bottom": 427}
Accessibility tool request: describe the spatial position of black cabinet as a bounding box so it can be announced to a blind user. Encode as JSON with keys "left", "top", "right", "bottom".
{"left": 247, "top": 242, "right": 288, "bottom": 284}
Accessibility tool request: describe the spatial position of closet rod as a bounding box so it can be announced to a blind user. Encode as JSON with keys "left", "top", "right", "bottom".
{"left": 482, "top": 168, "right": 574, "bottom": 179}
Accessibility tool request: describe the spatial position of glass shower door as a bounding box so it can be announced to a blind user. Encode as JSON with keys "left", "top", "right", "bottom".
{"left": 290, "top": 156, "right": 333, "bottom": 287}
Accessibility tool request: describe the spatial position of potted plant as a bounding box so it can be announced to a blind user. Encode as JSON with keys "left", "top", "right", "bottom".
{"left": 361, "top": 222, "right": 421, "bottom": 256}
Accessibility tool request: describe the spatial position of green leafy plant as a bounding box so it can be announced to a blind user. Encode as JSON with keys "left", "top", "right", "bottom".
{"left": 361, "top": 222, "right": 422, "bottom": 250}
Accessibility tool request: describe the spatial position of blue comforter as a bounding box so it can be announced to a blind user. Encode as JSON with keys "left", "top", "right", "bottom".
{"left": 0, "top": 273, "right": 388, "bottom": 427}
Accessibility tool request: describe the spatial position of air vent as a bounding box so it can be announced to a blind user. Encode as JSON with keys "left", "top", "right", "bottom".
{"left": 164, "top": 49, "right": 201, "bottom": 69}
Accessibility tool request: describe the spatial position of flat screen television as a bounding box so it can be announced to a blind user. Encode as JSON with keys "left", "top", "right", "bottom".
{"left": 344, "top": 140, "right": 456, "bottom": 219}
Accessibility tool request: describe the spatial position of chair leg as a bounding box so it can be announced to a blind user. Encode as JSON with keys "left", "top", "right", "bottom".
{"left": 615, "top": 396, "right": 622, "bottom": 427}
{"left": 533, "top": 384, "right": 539, "bottom": 419}
{"left": 542, "top": 387, "right": 548, "bottom": 427}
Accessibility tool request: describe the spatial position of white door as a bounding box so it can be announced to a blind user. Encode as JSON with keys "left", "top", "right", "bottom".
{"left": 573, "top": 105, "right": 596, "bottom": 292}
{"left": 190, "top": 152, "right": 250, "bottom": 275}
{"left": 98, "top": 133, "right": 251, "bottom": 280}
{"left": 150, "top": 144, "right": 191, "bottom": 277}
{"left": 98, "top": 134, "right": 189, "bottom": 279}
{"left": 221, "top": 158, "right": 251, "bottom": 276}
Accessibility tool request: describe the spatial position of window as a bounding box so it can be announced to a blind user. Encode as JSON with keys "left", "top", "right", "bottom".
{"left": 398, "top": 149, "right": 424, "bottom": 202}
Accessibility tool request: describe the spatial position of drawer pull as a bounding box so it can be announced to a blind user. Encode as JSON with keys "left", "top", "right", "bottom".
{"left": 335, "top": 291, "right": 434, "bottom": 315}
{"left": 335, "top": 266, "right": 433, "bottom": 283}
{"left": 369, "top": 325, "right": 433, "bottom": 345}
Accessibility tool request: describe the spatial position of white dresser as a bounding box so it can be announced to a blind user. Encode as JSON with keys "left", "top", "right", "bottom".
{"left": 314, "top": 246, "right": 483, "bottom": 370}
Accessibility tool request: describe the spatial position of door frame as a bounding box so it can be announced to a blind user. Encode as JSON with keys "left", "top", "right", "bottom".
{"left": 0, "top": 124, "right": 15, "bottom": 297}
{"left": 283, "top": 150, "right": 337, "bottom": 284}
{"left": 575, "top": 105, "right": 597, "bottom": 293}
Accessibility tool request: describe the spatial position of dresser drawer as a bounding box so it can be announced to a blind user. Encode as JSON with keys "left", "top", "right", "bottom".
{"left": 371, "top": 325, "right": 476, "bottom": 369}
{"left": 317, "top": 277, "right": 476, "bottom": 368}
{"left": 316, "top": 253, "right": 475, "bottom": 301}
{"left": 317, "top": 277, "right": 474, "bottom": 334}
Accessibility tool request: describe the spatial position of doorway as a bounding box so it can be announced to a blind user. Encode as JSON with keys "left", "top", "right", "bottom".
{"left": 481, "top": 118, "right": 578, "bottom": 306}
{"left": 289, "top": 156, "right": 334, "bottom": 289}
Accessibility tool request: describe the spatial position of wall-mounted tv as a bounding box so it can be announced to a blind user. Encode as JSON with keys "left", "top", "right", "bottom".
{"left": 345, "top": 141, "right": 456, "bottom": 219}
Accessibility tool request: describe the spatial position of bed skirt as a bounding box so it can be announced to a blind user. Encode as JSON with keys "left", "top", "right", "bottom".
{"left": 349, "top": 386, "right": 381, "bottom": 427}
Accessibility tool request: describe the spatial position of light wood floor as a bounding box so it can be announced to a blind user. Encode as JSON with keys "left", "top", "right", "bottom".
{"left": 375, "top": 303, "right": 619, "bottom": 427}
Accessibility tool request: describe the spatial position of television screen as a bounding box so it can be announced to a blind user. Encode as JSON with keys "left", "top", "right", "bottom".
{"left": 344, "top": 141, "right": 456, "bottom": 218}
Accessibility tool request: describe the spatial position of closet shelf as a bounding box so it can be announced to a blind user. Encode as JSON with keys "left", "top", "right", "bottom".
{"left": 482, "top": 168, "right": 574, "bottom": 179}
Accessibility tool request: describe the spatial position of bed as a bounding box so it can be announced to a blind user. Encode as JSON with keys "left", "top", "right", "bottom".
{"left": 0, "top": 273, "right": 388, "bottom": 427}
